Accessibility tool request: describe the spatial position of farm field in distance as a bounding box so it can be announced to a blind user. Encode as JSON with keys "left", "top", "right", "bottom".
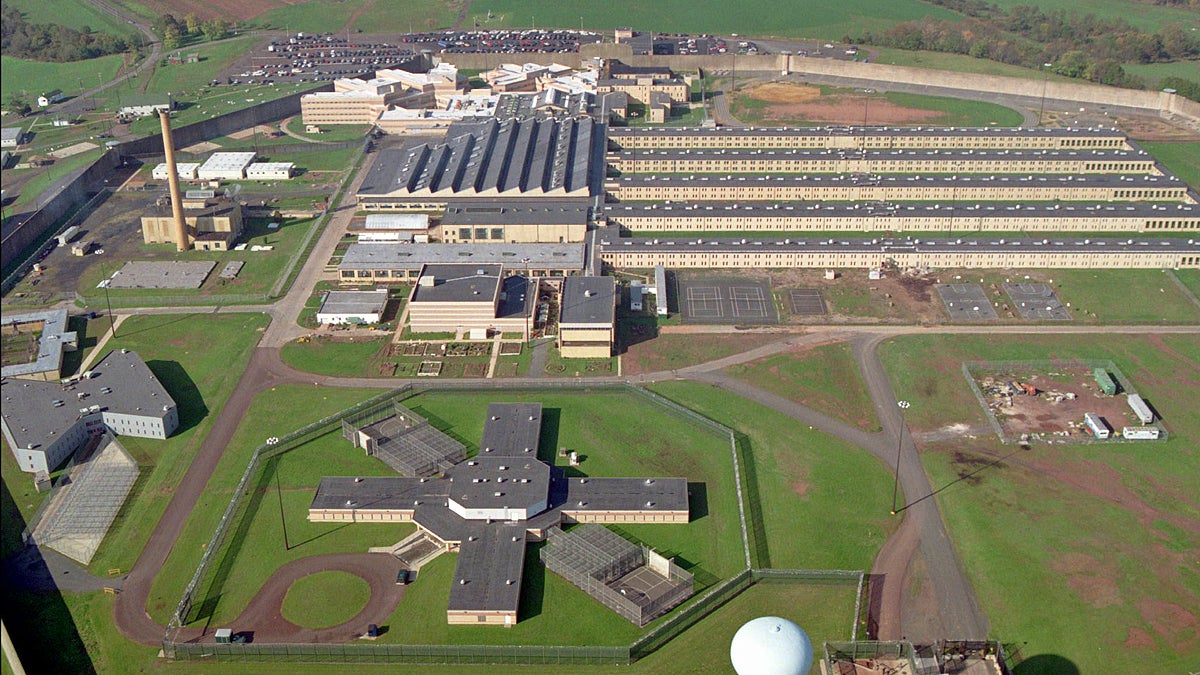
{"left": 878, "top": 334, "right": 1200, "bottom": 674}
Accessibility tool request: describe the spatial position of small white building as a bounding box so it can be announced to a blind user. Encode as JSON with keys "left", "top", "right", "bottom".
{"left": 1, "top": 127, "right": 26, "bottom": 148}
{"left": 1122, "top": 426, "right": 1160, "bottom": 440}
{"left": 152, "top": 162, "right": 200, "bottom": 181}
{"left": 1126, "top": 393, "right": 1154, "bottom": 425}
{"left": 316, "top": 289, "right": 389, "bottom": 325}
{"left": 245, "top": 162, "right": 295, "bottom": 180}
{"left": 37, "top": 90, "right": 65, "bottom": 107}
{"left": 1084, "top": 412, "right": 1110, "bottom": 440}
{"left": 197, "top": 152, "right": 257, "bottom": 181}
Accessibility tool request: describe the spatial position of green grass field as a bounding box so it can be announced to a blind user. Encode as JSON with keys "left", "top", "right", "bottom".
{"left": 870, "top": 48, "right": 1083, "bottom": 83}
{"left": 881, "top": 91, "right": 1024, "bottom": 127}
{"left": 1174, "top": 269, "right": 1200, "bottom": 299}
{"left": 877, "top": 334, "right": 1200, "bottom": 674}
{"left": 281, "top": 571, "right": 372, "bottom": 628}
{"left": 4, "top": 0, "right": 140, "bottom": 37}
{"left": 1124, "top": 60, "right": 1200, "bottom": 88}
{"left": 467, "top": 0, "right": 961, "bottom": 41}
{"left": 81, "top": 313, "right": 269, "bottom": 575}
{"left": 72, "top": 215, "right": 321, "bottom": 305}
{"left": 0, "top": 54, "right": 126, "bottom": 107}
{"left": 985, "top": 0, "right": 1200, "bottom": 33}
{"left": 731, "top": 84, "right": 1023, "bottom": 128}
{"left": 280, "top": 336, "right": 388, "bottom": 375}
{"left": 248, "top": 0, "right": 457, "bottom": 33}
{"left": 5, "top": 148, "right": 106, "bottom": 213}
{"left": 652, "top": 381, "right": 896, "bottom": 570}
{"left": 725, "top": 343, "right": 881, "bottom": 432}
{"left": 346, "top": 0, "right": 461, "bottom": 33}
{"left": 1142, "top": 141, "right": 1200, "bottom": 191}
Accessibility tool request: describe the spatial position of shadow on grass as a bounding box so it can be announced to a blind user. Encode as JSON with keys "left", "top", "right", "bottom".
{"left": 540, "top": 407, "right": 561, "bottom": 463}
{"left": 1012, "top": 654, "right": 1079, "bottom": 675}
{"left": 687, "top": 482, "right": 708, "bottom": 522}
{"left": 408, "top": 406, "right": 477, "bottom": 454}
{"left": 896, "top": 444, "right": 1027, "bottom": 514}
{"left": 732, "top": 431, "right": 770, "bottom": 569}
{"left": 517, "top": 541, "right": 546, "bottom": 621}
{"left": 0, "top": 481, "right": 97, "bottom": 674}
{"left": 147, "top": 359, "right": 207, "bottom": 435}
{"left": 188, "top": 456, "right": 276, "bottom": 630}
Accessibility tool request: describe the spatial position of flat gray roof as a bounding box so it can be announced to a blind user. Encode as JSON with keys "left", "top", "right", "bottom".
{"left": 1, "top": 309, "right": 75, "bottom": 378}
{"left": 608, "top": 147, "right": 1154, "bottom": 162}
{"left": 339, "top": 242, "right": 585, "bottom": 272}
{"left": 364, "top": 213, "right": 430, "bottom": 230}
{"left": 608, "top": 173, "right": 1187, "bottom": 189}
{"left": 447, "top": 522, "right": 527, "bottom": 613}
{"left": 561, "top": 276, "right": 616, "bottom": 326}
{"left": 1, "top": 127, "right": 22, "bottom": 142}
{"left": 604, "top": 200, "right": 1200, "bottom": 219}
{"left": 608, "top": 125, "right": 1128, "bottom": 139}
{"left": 318, "top": 290, "right": 389, "bottom": 317}
{"left": 479, "top": 403, "right": 543, "bottom": 457}
{"left": 411, "top": 264, "right": 502, "bottom": 303}
{"left": 447, "top": 456, "right": 551, "bottom": 512}
{"left": 1, "top": 349, "right": 176, "bottom": 453}
{"left": 598, "top": 234, "right": 1200, "bottom": 256}
{"left": 564, "top": 477, "right": 690, "bottom": 514}
{"left": 310, "top": 476, "right": 448, "bottom": 512}
{"left": 442, "top": 201, "right": 589, "bottom": 226}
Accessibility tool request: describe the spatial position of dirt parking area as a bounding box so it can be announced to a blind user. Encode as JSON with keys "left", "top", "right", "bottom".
{"left": 769, "top": 267, "right": 944, "bottom": 324}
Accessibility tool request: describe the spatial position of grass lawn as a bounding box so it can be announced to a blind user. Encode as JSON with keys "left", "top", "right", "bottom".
{"left": 541, "top": 347, "right": 618, "bottom": 377}
{"left": 984, "top": 0, "right": 1200, "bottom": 33}
{"left": 82, "top": 313, "right": 269, "bottom": 576}
{"left": 1142, "top": 141, "right": 1200, "bottom": 191}
{"left": 251, "top": 1, "right": 369, "bottom": 32}
{"left": 347, "top": 0, "right": 461, "bottom": 33}
{"left": 181, "top": 386, "right": 742, "bottom": 632}
{"left": 139, "top": 37, "right": 259, "bottom": 97}
{"left": 467, "top": 0, "right": 961, "bottom": 41}
{"left": 881, "top": 92, "right": 1024, "bottom": 127}
{"left": 0, "top": 54, "right": 128, "bottom": 104}
{"left": 281, "top": 571, "right": 372, "bottom": 628}
{"left": 6, "top": 148, "right": 106, "bottom": 213}
{"left": 725, "top": 343, "right": 881, "bottom": 432}
{"left": 877, "top": 334, "right": 1200, "bottom": 674}
{"left": 1173, "top": 269, "right": 1200, "bottom": 299}
{"left": 280, "top": 336, "right": 389, "bottom": 375}
{"left": 869, "top": 48, "right": 1081, "bottom": 82}
{"left": 5, "top": 0, "right": 140, "bottom": 36}
{"left": 1124, "top": 61, "right": 1200, "bottom": 88}
{"left": 284, "top": 117, "right": 371, "bottom": 142}
{"left": 651, "top": 381, "right": 897, "bottom": 570}
{"left": 123, "top": 81, "right": 321, "bottom": 136}
{"left": 621, "top": 330, "right": 781, "bottom": 376}
{"left": 75, "top": 215, "right": 321, "bottom": 306}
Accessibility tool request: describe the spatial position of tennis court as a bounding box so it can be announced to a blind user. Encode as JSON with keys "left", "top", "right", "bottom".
{"left": 1004, "top": 283, "right": 1073, "bottom": 321}
{"left": 787, "top": 289, "right": 828, "bottom": 316}
{"left": 677, "top": 276, "right": 777, "bottom": 325}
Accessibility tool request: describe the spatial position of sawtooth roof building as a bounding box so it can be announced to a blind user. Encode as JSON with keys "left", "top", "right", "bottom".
{"left": 356, "top": 117, "right": 597, "bottom": 209}
{"left": 311, "top": 402, "right": 692, "bottom": 627}
{"left": 2, "top": 349, "right": 177, "bottom": 474}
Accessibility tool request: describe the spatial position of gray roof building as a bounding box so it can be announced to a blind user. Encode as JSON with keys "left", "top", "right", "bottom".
{"left": 561, "top": 276, "right": 617, "bottom": 326}
{"left": 339, "top": 242, "right": 586, "bottom": 275}
{"left": 1, "top": 309, "right": 77, "bottom": 380}
{"left": 442, "top": 201, "right": 589, "bottom": 227}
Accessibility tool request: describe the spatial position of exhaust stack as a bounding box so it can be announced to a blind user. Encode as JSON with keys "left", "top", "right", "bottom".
{"left": 158, "top": 109, "right": 190, "bottom": 251}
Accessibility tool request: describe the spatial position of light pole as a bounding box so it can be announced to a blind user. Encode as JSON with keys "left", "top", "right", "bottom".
{"left": 890, "top": 400, "right": 911, "bottom": 515}
{"left": 522, "top": 257, "right": 532, "bottom": 341}
{"left": 103, "top": 284, "right": 118, "bottom": 338}
{"left": 1037, "top": 62, "right": 1053, "bottom": 127}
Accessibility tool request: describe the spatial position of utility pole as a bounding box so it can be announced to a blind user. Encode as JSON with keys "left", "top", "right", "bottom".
{"left": 890, "top": 400, "right": 911, "bottom": 515}
{"left": 1038, "top": 63, "right": 1053, "bottom": 127}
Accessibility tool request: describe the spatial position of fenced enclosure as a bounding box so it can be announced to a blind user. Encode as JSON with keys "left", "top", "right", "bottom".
{"left": 163, "top": 381, "right": 863, "bottom": 665}
{"left": 341, "top": 401, "right": 465, "bottom": 476}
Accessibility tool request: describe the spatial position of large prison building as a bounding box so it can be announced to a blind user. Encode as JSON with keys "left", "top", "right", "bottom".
{"left": 603, "top": 202, "right": 1200, "bottom": 234}
{"left": 605, "top": 173, "right": 1193, "bottom": 203}
{"left": 607, "top": 125, "right": 1131, "bottom": 150}
{"left": 338, "top": 242, "right": 585, "bottom": 283}
{"left": 356, "top": 117, "right": 596, "bottom": 209}
{"left": 606, "top": 147, "right": 1159, "bottom": 176}
{"left": 596, "top": 232, "right": 1200, "bottom": 271}
{"left": 310, "top": 403, "right": 691, "bottom": 626}
{"left": 441, "top": 201, "right": 589, "bottom": 243}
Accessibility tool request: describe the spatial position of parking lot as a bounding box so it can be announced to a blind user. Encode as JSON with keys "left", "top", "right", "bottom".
{"left": 1004, "top": 283, "right": 1073, "bottom": 321}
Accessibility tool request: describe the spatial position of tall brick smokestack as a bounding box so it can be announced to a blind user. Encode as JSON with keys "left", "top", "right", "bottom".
{"left": 158, "top": 109, "right": 190, "bottom": 251}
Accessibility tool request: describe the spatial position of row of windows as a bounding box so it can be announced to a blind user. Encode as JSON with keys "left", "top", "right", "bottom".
{"left": 605, "top": 252, "right": 1195, "bottom": 267}
{"left": 612, "top": 136, "right": 1127, "bottom": 151}
{"left": 613, "top": 187, "right": 1185, "bottom": 201}
{"left": 615, "top": 218, "right": 1200, "bottom": 232}
{"left": 614, "top": 160, "right": 1154, "bottom": 173}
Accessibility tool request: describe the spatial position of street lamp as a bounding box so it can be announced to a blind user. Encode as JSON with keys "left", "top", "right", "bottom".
{"left": 1037, "top": 63, "right": 1053, "bottom": 127}
{"left": 890, "top": 400, "right": 911, "bottom": 515}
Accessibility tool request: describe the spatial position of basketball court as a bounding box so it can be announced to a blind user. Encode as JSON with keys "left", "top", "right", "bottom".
{"left": 678, "top": 277, "right": 777, "bottom": 325}
{"left": 936, "top": 284, "right": 998, "bottom": 321}
{"left": 1003, "top": 283, "right": 1073, "bottom": 321}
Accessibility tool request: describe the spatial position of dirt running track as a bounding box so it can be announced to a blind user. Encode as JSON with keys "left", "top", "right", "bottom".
{"left": 173, "top": 553, "right": 406, "bottom": 644}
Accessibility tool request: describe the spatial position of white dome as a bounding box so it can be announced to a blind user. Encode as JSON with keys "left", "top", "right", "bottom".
{"left": 730, "top": 616, "right": 813, "bottom": 675}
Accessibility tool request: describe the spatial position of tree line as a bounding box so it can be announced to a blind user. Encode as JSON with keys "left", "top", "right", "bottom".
{"left": 157, "top": 14, "right": 232, "bottom": 50}
{"left": 847, "top": 2, "right": 1200, "bottom": 98}
{"left": 0, "top": 2, "right": 131, "bottom": 62}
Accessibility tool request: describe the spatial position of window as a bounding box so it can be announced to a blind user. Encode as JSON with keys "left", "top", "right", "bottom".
{"left": 475, "top": 228, "right": 489, "bottom": 240}
{"left": 459, "top": 228, "right": 472, "bottom": 240}
{"left": 491, "top": 228, "right": 504, "bottom": 240}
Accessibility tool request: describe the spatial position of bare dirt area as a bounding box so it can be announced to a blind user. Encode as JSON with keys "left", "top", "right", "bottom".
{"left": 769, "top": 268, "right": 945, "bottom": 324}
{"left": 970, "top": 364, "right": 1145, "bottom": 442}
{"left": 738, "top": 83, "right": 942, "bottom": 125}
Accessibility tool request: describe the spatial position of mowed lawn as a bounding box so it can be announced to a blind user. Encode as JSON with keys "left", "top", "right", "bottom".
{"left": 725, "top": 342, "right": 881, "bottom": 432}
{"left": 170, "top": 387, "right": 744, "bottom": 637}
{"left": 467, "top": 0, "right": 961, "bottom": 41}
{"left": 1142, "top": 142, "right": 1200, "bottom": 191}
{"left": 5, "top": 0, "right": 140, "bottom": 36}
{"left": 84, "top": 313, "right": 270, "bottom": 576}
{"left": 0, "top": 54, "right": 126, "bottom": 104}
{"left": 878, "top": 334, "right": 1200, "bottom": 674}
{"left": 622, "top": 331, "right": 783, "bottom": 375}
{"left": 652, "top": 381, "right": 897, "bottom": 571}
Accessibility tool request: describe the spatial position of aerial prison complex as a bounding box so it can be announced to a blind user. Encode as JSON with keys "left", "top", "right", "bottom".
{"left": 310, "top": 402, "right": 693, "bottom": 627}
{"left": 337, "top": 117, "right": 1199, "bottom": 285}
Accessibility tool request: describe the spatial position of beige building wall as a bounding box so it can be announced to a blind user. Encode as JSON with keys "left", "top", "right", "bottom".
{"left": 606, "top": 182, "right": 1191, "bottom": 203}
{"left": 437, "top": 222, "right": 587, "bottom": 243}
{"left": 602, "top": 249, "right": 1199, "bottom": 270}
{"left": 141, "top": 209, "right": 244, "bottom": 247}
{"left": 608, "top": 155, "right": 1158, "bottom": 175}
{"left": 300, "top": 95, "right": 387, "bottom": 125}
{"left": 562, "top": 510, "right": 690, "bottom": 524}
{"left": 608, "top": 129, "right": 1130, "bottom": 150}
{"left": 447, "top": 610, "right": 516, "bottom": 626}
{"left": 608, "top": 212, "right": 1200, "bottom": 234}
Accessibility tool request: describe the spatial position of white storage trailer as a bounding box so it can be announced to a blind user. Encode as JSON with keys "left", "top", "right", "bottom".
{"left": 1084, "top": 412, "right": 1110, "bottom": 440}
{"left": 1122, "top": 426, "right": 1160, "bottom": 440}
{"left": 1126, "top": 394, "right": 1154, "bottom": 424}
